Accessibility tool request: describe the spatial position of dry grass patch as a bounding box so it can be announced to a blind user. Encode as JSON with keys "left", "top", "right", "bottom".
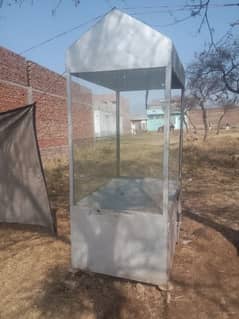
{"left": 0, "top": 130, "right": 238, "bottom": 319}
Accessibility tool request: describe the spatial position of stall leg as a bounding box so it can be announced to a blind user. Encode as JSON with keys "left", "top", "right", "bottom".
{"left": 116, "top": 91, "right": 120, "bottom": 177}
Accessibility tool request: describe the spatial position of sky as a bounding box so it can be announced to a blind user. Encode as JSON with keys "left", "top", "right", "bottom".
{"left": 0, "top": 0, "right": 238, "bottom": 113}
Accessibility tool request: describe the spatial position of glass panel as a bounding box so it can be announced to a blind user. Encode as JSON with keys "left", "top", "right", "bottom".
{"left": 120, "top": 88, "right": 165, "bottom": 214}
{"left": 120, "top": 90, "right": 164, "bottom": 179}
{"left": 70, "top": 76, "right": 116, "bottom": 204}
{"left": 70, "top": 70, "right": 165, "bottom": 214}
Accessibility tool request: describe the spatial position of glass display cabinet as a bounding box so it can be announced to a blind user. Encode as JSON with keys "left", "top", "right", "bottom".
{"left": 66, "top": 9, "right": 185, "bottom": 285}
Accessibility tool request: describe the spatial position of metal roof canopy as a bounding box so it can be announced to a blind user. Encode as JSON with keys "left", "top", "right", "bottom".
{"left": 65, "top": 9, "right": 185, "bottom": 91}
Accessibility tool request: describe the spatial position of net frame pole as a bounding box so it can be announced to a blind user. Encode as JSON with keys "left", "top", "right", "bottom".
{"left": 66, "top": 72, "right": 74, "bottom": 206}
{"left": 163, "top": 64, "right": 172, "bottom": 217}
{"left": 178, "top": 88, "right": 185, "bottom": 185}
{"left": 116, "top": 90, "right": 121, "bottom": 177}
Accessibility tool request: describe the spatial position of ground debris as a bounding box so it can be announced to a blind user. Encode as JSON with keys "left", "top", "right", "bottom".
{"left": 1, "top": 131, "right": 239, "bottom": 319}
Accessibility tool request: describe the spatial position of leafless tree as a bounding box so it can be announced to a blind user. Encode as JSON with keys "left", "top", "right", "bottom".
{"left": 187, "top": 53, "right": 226, "bottom": 141}
{"left": 197, "top": 39, "right": 239, "bottom": 95}
{"left": 215, "top": 95, "right": 238, "bottom": 135}
{"left": 216, "top": 106, "right": 229, "bottom": 135}
{"left": 186, "top": 1, "right": 239, "bottom": 95}
{"left": 0, "top": 0, "right": 81, "bottom": 12}
{"left": 183, "top": 95, "right": 199, "bottom": 133}
{"left": 188, "top": 35, "right": 239, "bottom": 137}
{"left": 2, "top": 0, "right": 80, "bottom": 5}
{"left": 186, "top": 1, "right": 239, "bottom": 138}
{"left": 188, "top": 1, "right": 239, "bottom": 46}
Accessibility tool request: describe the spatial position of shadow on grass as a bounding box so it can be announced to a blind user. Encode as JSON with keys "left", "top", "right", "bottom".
{"left": 36, "top": 266, "right": 144, "bottom": 319}
{"left": 184, "top": 209, "right": 239, "bottom": 255}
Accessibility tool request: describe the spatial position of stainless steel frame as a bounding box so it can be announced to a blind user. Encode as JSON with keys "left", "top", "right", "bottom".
{"left": 66, "top": 72, "right": 74, "bottom": 207}
{"left": 116, "top": 90, "right": 120, "bottom": 177}
{"left": 163, "top": 63, "right": 172, "bottom": 219}
{"left": 65, "top": 8, "right": 185, "bottom": 285}
{"left": 179, "top": 89, "right": 185, "bottom": 184}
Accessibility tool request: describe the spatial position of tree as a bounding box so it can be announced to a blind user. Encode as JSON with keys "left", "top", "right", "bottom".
{"left": 188, "top": 1, "right": 239, "bottom": 47}
{"left": 2, "top": 0, "right": 80, "bottom": 5}
{"left": 215, "top": 95, "right": 238, "bottom": 135}
{"left": 187, "top": 53, "right": 226, "bottom": 141}
{"left": 216, "top": 105, "right": 229, "bottom": 135}
{"left": 183, "top": 95, "right": 198, "bottom": 134}
{"left": 186, "top": 2, "right": 239, "bottom": 138}
{"left": 0, "top": 0, "right": 81, "bottom": 11}
{"left": 186, "top": 1, "right": 239, "bottom": 94}
{"left": 197, "top": 38, "right": 239, "bottom": 95}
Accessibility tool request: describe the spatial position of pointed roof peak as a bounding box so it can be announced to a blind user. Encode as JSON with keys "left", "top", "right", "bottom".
{"left": 66, "top": 9, "right": 185, "bottom": 89}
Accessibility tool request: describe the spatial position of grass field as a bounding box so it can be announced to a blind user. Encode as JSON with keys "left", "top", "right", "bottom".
{"left": 0, "top": 130, "right": 238, "bottom": 319}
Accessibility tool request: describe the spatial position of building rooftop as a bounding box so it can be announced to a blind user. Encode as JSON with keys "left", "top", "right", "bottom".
{"left": 130, "top": 114, "right": 148, "bottom": 121}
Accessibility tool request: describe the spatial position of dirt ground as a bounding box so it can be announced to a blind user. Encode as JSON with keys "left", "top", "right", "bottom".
{"left": 0, "top": 130, "right": 238, "bottom": 319}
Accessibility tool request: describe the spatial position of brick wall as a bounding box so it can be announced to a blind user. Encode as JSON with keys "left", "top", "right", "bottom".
{"left": 0, "top": 47, "right": 28, "bottom": 85}
{"left": 0, "top": 81, "right": 28, "bottom": 110}
{"left": 0, "top": 46, "right": 94, "bottom": 159}
{"left": 29, "top": 61, "right": 66, "bottom": 97}
{"left": 0, "top": 47, "right": 29, "bottom": 110}
{"left": 189, "top": 107, "right": 239, "bottom": 130}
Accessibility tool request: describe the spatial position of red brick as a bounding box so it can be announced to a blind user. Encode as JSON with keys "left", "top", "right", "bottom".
{"left": 0, "top": 46, "right": 94, "bottom": 159}
{"left": 189, "top": 107, "right": 239, "bottom": 129}
{"left": 0, "top": 46, "right": 28, "bottom": 86}
{"left": 0, "top": 82, "right": 28, "bottom": 110}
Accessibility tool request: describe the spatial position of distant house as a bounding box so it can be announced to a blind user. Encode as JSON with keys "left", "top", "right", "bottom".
{"left": 147, "top": 109, "right": 164, "bottom": 131}
{"left": 130, "top": 114, "right": 148, "bottom": 132}
{"left": 147, "top": 100, "right": 181, "bottom": 131}
{"left": 93, "top": 94, "right": 131, "bottom": 137}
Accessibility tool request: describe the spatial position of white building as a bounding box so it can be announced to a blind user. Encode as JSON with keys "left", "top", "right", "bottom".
{"left": 93, "top": 94, "right": 130, "bottom": 137}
